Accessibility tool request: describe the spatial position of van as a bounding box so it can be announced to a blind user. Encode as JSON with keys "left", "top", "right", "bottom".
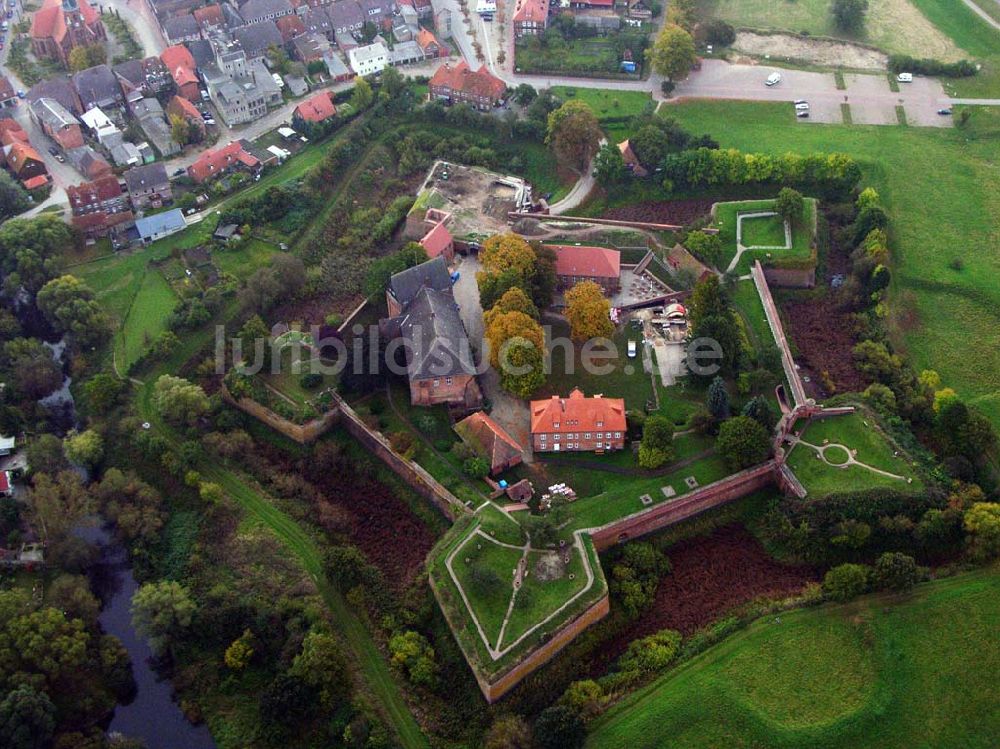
{"left": 897, "top": 72, "right": 913, "bottom": 83}
{"left": 765, "top": 72, "right": 782, "bottom": 86}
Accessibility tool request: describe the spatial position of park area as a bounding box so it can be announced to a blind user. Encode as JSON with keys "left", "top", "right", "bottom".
{"left": 586, "top": 569, "right": 1000, "bottom": 748}
{"left": 664, "top": 100, "right": 1000, "bottom": 431}
{"left": 713, "top": 198, "right": 817, "bottom": 275}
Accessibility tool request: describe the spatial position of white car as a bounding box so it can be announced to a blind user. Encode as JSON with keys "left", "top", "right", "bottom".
{"left": 627, "top": 340, "right": 637, "bottom": 358}
{"left": 766, "top": 72, "right": 782, "bottom": 86}
{"left": 795, "top": 102, "right": 809, "bottom": 111}
{"left": 897, "top": 72, "right": 913, "bottom": 83}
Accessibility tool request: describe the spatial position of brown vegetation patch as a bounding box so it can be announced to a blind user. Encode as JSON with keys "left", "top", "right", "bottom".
{"left": 269, "top": 292, "right": 365, "bottom": 328}
{"left": 601, "top": 198, "right": 717, "bottom": 226}
{"left": 590, "top": 526, "right": 816, "bottom": 673}
{"left": 780, "top": 292, "right": 866, "bottom": 395}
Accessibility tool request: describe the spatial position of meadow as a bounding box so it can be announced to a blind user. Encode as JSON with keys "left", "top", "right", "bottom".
{"left": 587, "top": 569, "right": 1000, "bottom": 748}
{"left": 665, "top": 100, "right": 1000, "bottom": 429}
{"left": 713, "top": 198, "right": 817, "bottom": 273}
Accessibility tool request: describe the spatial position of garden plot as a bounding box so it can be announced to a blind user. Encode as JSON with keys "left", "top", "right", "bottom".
{"left": 714, "top": 199, "right": 817, "bottom": 275}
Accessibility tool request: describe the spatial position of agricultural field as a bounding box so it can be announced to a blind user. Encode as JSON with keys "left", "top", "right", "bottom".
{"left": 664, "top": 100, "right": 1000, "bottom": 430}
{"left": 712, "top": 198, "right": 817, "bottom": 274}
{"left": 785, "top": 410, "right": 923, "bottom": 495}
{"left": 587, "top": 569, "right": 1000, "bottom": 748}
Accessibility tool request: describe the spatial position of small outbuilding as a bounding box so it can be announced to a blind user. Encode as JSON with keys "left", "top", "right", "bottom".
{"left": 454, "top": 411, "right": 524, "bottom": 475}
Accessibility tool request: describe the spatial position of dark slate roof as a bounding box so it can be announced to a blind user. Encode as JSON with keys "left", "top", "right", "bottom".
{"left": 327, "top": 0, "right": 364, "bottom": 29}
{"left": 112, "top": 58, "right": 144, "bottom": 87}
{"left": 233, "top": 20, "right": 283, "bottom": 57}
{"left": 239, "top": 0, "right": 292, "bottom": 21}
{"left": 28, "top": 75, "right": 82, "bottom": 115}
{"left": 163, "top": 13, "right": 200, "bottom": 40}
{"left": 124, "top": 162, "right": 169, "bottom": 193}
{"left": 302, "top": 7, "right": 333, "bottom": 35}
{"left": 389, "top": 256, "right": 452, "bottom": 308}
{"left": 72, "top": 65, "right": 122, "bottom": 106}
{"left": 400, "top": 287, "right": 476, "bottom": 380}
{"left": 187, "top": 38, "right": 215, "bottom": 68}
{"left": 222, "top": 1, "right": 245, "bottom": 28}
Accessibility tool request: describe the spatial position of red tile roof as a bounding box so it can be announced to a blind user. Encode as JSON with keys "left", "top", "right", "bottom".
{"left": 32, "top": 0, "right": 101, "bottom": 40}
{"left": 167, "top": 94, "right": 202, "bottom": 121}
{"left": 419, "top": 220, "right": 452, "bottom": 258}
{"left": 0, "top": 118, "right": 30, "bottom": 146}
{"left": 7, "top": 142, "right": 45, "bottom": 175}
{"left": 161, "top": 44, "right": 196, "bottom": 73}
{"left": 276, "top": 14, "right": 305, "bottom": 40}
{"left": 188, "top": 141, "right": 260, "bottom": 182}
{"left": 0, "top": 470, "right": 9, "bottom": 494}
{"left": 293, "top": 92, "right": 337, "bottom": 123}
{"left": 67, "top": 175, "right": 123, "bottom": 209}
{"left": 416, "top": 27, "right": 441, "bottom": 53}
{"left": 0, "top": 76, "right": 15, "bottom": 101}
{"left": 530, "top": 388, "right": 626, "bottom": 435}
{"left": 454, "top": 411, "right": 523, "bottom": 474}
{"left": 193, "top": 3, "right": 224, "bottom": 26}
{"left": 429, "top": 60, "right": 506, "bottom": 102}
{"left": 552, "top": 244, "right": 621, "bottom": 280}
{"left": 23, "top": 174, "right": 51, "bottom": 190}
{"left": 512, "top": 0, "right": 548, "bottom": 24}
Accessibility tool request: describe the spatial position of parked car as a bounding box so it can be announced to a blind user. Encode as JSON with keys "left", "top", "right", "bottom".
{"left": 938, "top": 108, "right": 952, "bottom": 115}
{"left": 766, "top": 72, "right": 782, "bottom": 86}
{"left": 204, "top": 118, "right": 215, "bottom": 126}
{"left": 793, "top": 99, "right": 807, "bottom": 105}
{"left": 796, "top": 111, "right": 809, "bottom": 118}
{"left": 16, "top": 89, "right": 24, "bottom": 98}
{"left": 794, "top": 102, "right": 809, "bottom": 111}
{"left": 55, "top": 153, "right": 65, "bottom": 162}
{"left": 172, "top": 167, "right": 185, "bottom": 176}
{"left": 627, "top": 340, "right": 637, "bottom": 358}
{"left": 200, "top": 89, "right": 210, "bottom": 101}
{"left": 897, "top": 72, "right": 913, "bottom": 83}
{"left": 47, "top": 146, "right": 58, "bottom": 156}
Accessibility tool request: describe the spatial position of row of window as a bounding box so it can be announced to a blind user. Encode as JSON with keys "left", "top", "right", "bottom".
{"left": 553, "top": 421, "right": 604, "bottom": 429}
{"left": 539, "top": 432, "right": 621, "bottom": 441}
{"left": 430, "top": 376, "right": 454, "bottom": 387}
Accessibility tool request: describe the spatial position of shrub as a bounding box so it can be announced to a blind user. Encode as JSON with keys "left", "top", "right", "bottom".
{"left": 887, "top": 54, "right": 977, "bottom": 78}
{"left": 702, "top": 19, "right": 735, "bottom": 46}
{"left": 872, "top": 551, "right": 918, "bottom": 592}
{"left": 822, "top": 563, "right": 870, "bottom": 601}
{"left": 463, "top": 456, "right": 490, "bottom": 478}
{"left": 716, "top": 416, "right": 770, "bottom": 470}
{"left": 299, "top": 372, "right": 323, "bottom": 390}
{"left": 534, "top": 705, "right": 586, "bottom": 749}
{"left": 616, "top": 628, "right": 682, "bottom": 678}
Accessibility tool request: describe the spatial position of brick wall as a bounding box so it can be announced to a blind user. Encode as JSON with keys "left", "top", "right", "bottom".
{"left": 221, "top": 384, "right": 341, "bottom": 443}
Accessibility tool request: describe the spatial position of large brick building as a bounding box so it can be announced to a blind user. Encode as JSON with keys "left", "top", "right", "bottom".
{"left": 552, "top": 244, "right": 621, "bottom": 294}
{"left": 428, "top": 60, "right": 506, "bottom": 110}
{"left": 512, "top": 0, "right": 548, "bottom": 37}
{"left": 66, "top": 175, "right": 134, "bottom": 238}
{"left": 30, "top": 0, "right": 106, "bottom": 67}
{"left": 530, "top": 388, "right": 626, "bottom": 454}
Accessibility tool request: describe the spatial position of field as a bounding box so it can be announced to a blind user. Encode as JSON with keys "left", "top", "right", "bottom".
{"left": 587, "top": 569, "right": 1000, "bottom": 748}
{"left": 664, "top": 100, "right": 1000, "bottom": 430}
{"left": 713, "top": 198, "right": 817, "bottom": 274}
{"left": 905, "top": 0, "right": 1000, "bottom": 97}
{"left": 516, "top": 37, "right": 638, "bottom": 78}
{"left": 697, "top": 0, "right": 964, "bottom": 60}
{"left": 550, "top": 87, "right": 654, "bottom": 142}
{"left": 785, "top": 410, "right": 923, "bottom": 495}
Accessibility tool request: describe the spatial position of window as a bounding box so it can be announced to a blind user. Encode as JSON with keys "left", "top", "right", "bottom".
{"left": 445, "top": 376, "right": 453, "bottom": 385}
{"left": 553, "top": 421, "right": 560, "bottom": 428}
{"left": 584, "top": 433, "right": 591, "bottom": 439}
{"left": 614, "top": 432, "right": 621, "bottom": 439}
{"left": 554, "top": 434, "right": 560, "bottom": 441}
{"left": 433, "top": 379, "right": 439, "bottom": 387}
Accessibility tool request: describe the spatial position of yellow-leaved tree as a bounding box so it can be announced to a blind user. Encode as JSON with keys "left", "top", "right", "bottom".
{"left": 564, "top": 281, "right": 613, "bottom": 342}
{"left": 484, "top": 310, "right": 544, "bottom": 369}
{"left": 478, "top": 232, "right": 537, "bottom": 278}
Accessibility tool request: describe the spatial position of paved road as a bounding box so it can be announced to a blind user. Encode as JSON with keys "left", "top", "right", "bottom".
{"left": 98, "top": 0, "right": 166, "bottom": 57}
{"left": 961, "top": 0, "right": 1000, "bottom": 31}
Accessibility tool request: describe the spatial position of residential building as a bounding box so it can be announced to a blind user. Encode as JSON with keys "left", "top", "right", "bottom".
{"left": 416, "top": 27, "right": 444, "bottom": 58}
{"left": 323, "top": 50, "right": 353, "bottom": 81}
{"left": 124, "top": 162, "right": 171, "bottom": 209}
{"left": 428, "top": 60, "right": 506, "bottom": 110}
{"left": 617, "top": 139, "right": 647, "bottom": 177}
{"left": 194, "top": 3, "right": 226, "bottom": 30}
{"left": 188, "top": 38, "right": 216, "bottom": 68}
{"left": 0, "top": 435, "right": 15, "bottom": 457}
{"left": 72, "top": 65, "right": 124, "bottom": 111}
{"left": 391, "top": 40, "right": 424, "bottom": 66}
{"left": 289, "top": 31, "right": 329, "bottom": 63}
{"left": 161, "top": 44, "right": 201, "bottom": 101}
{"left": 27, "top": 76, "right": 83, "bottom": 116}
{"left": 146, "top": 0, "right": 201, "bottom": 21}
{"left": 398, "top": 0, "right": 432, "bottom": 18}
{"left": 0, "top": 471, "right": 11, "bottom": 498}
{"left": 348, "top": 41, "right": 389, "bottom": 76}
{"left": 135, "top": 208, "right": 187, "bottom": 244}
{"left": 66, "top": 175, "right": 133, "bottom": 238}
{"left": 113, "top": 57, "right": 173, "bottom": 97}
{"left": 67, "top": 145, "right": 113, "bottom": 180}
{"left": 109, "top": 141, "right": 144, "bottom": 167}
{"left": 335, "top": 31, "right": 358, "bottom": 53}
{"left": 276, "top": 13, "right": 305, "bottom": 41}
{"left": 434, "top": 7, "right": 452, "bottom": 38}
{"left": 29, "top": 98, "right": 84, "bottom": 150}
{"left": 512, "top": 0, "right": 548, "bottom": 37}
{"left": 167, "top": 95, "right": 207, "bottom": 138}
{"left": 80, "top": 107, "right": 123, "bottom": 146}
{"left": 360, "top": 0, "right": 394, "bottom": 28}
{"left": 293, "top": 91, "right": 336, "bottom": 124}
{"left": 239, "top": 0, "right": 294, "bottom": 24}
{"left": 327, "top": 0, "right": 364, "bottom": 34}
{"left": 30, "top": 0, "right": 107, "bottom": 67}
{"left": 233, "top": 20, "right": 284, "bottom": 61}
{"left": 530, "top": 388, "right": 626, "bottom": 453}
{"left": 453, "top": 411, "right": 523, "bottom": 475}
{"left": 163, "top": 13, "right": 201, "bottom": 43}
{"left": 5, "top": 141, "right": 49, "bottom": 186}
{"left": 419, "top": 215, "right": 454, "bottom": 262}
{"left": 301, "top": 7, "right": 333, "bottom": 37}
{"left": 187, "top": 139, "right": 262, "bottom": 182}
{"left": 380, "top": 258, "right": 482, "bottom": 409}
{"left": 221, "top": 1, "right": 247, "bottom": 29}
{"left": 128, "top": 94, "right": 180, "bottom": 157}
{"left": 552, "top": 244, "right": 621, "bottom": 293}
{"left": 0, "top": 77, "right": 17, "bottom": 109}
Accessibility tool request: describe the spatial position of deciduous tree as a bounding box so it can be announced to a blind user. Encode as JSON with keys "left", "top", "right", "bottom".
{"left": 593, "top": 142, "right": 627, "bottom": 186}
{"left": 0, "top": 684, "right": 55, "bottom": 749}
{"left": 36, "top": 275, "right": 109, "bottom": 348}
{"left": 822, "top": 563, "right": 870, "bottom": 601}
{"left": 153, "top": 375, "right": 209, "bottom": 426}
{"left": 831, "top": 0, "right": 868, "bottom": 31}
{"left": 63, "top": 429, "right": 103, "bottom": 469}
{"left": 546, "top": 100, "right": 602, "bottom": 172}
{"left": 534, "top": 705, "right": 586, "bottom": 749}
{"left": 872, "top": 551, "right": 918, "bottom": 592}
{"left": 716, "top": 415, "right": 770, "bottom": 470}
{"left": 564, "top": 281, "right": 612, "bottom": 341}
{"left": 130, "top": 580, "right": 196, "bottom": 655}
{"left": 650, "top": 24, "right": 696, "bottom": 81}
{"left": 774, "top": 187, "right": 804, "bottom": 226}
{"left": 963, "top": 502, "right": 1000, "bottom": 561}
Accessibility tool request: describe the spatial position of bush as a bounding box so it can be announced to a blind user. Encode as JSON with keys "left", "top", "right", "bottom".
{"left": 822, "top": 563, "right": 870, "bottom": 601}
{"left": 702, "top": 19, "right": 735, "bottom": 46}
{"left": 463, "top": 456, "right": 490, "bottom": 478}
{"left": 887, "top": 54, "right": 977, "bottom": 78}
{"left": 534, "top": 705, "right": 586, "bottom": 749}
{"left": 299, "top": 373, "right": 323, "bottom": 390}
{"left": 872, "top": 551, "right": 918, "bottom": 592}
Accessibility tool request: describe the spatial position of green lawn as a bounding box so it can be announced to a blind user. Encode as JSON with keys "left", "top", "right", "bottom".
{"left": 587, "top": 569, "right": 1000, "bottom": 748}
{"left": 665, "top": 100, "right": 1000, "bottom": 430}
{"left": 214, "top": 238, "right": 282, "bottom": 279}
{"left": 260, "top": 345, "right": 338, "bottom": 406}
{"left": 516, "top": 37, "right": 634, "bottom": 78}
{"left": 502, "top": 544, "right": 588, "bottom": 645}
{"left": 786, "top": 410, "right": 923, "bottom": 495}
{"left": 477, "top": 501, "right": 528, "bottom": 546}
{"left": 452, "top": 533, "right": 522, "bottom": 649}
{"left": 730, "top": 279, "right": 771, "bottom": 358}
{"left": 119, "top": 269, "right": 178, "bottom": 369}
{"left": 712, "top": 198, "right": 816, "bottom": 274}
{"left": 551, "top": 86, "right": 654, "bottom": 142}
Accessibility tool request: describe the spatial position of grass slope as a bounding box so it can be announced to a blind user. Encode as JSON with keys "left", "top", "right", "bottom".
{"left": 588, "top": 569, "right": 1000, "bottom": 748}
{"left": 665, "top": 101, "right": 1000, "bottom": 430}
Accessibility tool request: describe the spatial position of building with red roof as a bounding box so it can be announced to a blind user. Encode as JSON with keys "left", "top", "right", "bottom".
{"left": 428, "top": 60, "right": 506, "bottom": 110}
{"left": 187, "top": 140, "right": 261, "bottom": 183}
{"left": 30, "top": 0, "right": 106, "bottom": 67}
{"left": 530, "top": 388, "right": 626, "bottom": 454}
{"left": 0, "top": 470, "right": 11, "bottom": 498}
{"left": 5, "top": 141, "right": 48, "bottom": 185}
{"left": 512, "top": 0, "right": 548, "bottom": 37}
{"left": 419, "top": 220, "right": 454, "bottom": 262}
{"left": 551, "top": 244, "right": 621, "bottom": 293}
{"left": 167, "top": 94, "right": 206, "bottom": 137}
{"left": 161, "top": 45, "right": 200, "bottom": 101}
{"left": 276, "top": 14, "right": 306, "bottom": 41}
{"left": 193, "top": 3, "right": 224, "bottom": 30}
{"left": 416, "top": 27, "right": 444, "bottom": 58}
{"left": 292, "top": 92, "right": 337, "bottom": 124}
{"left": 67, "top": 175, "right": 134, "bottom": 238}
{"left": 454, "top": 411, "right": 523, "bottom": 475}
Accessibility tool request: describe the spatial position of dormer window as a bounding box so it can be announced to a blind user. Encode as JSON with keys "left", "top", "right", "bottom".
{"left": 553, "top": 421, "right": 560, "bottom": 428}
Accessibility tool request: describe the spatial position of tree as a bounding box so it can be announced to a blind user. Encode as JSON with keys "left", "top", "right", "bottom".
{"left": 199, "top": 482, "right": 225, "bottom": 504}
{"left": 822, "top": 563, "right": 870, "bottom": 601}
{"left": 546, "top": 100, "right": 602, "bottom": 172}
{"left": 684, "top": 230, "right": 724, "bottom": 267}
{"left": 291, "top": 629, "right": 351, "bottom": 710}
{"left": 480, "top": 232, "right": 537, "bottom": 279}
{"left": 224, "top": 629, "right": 255, "bottom": 670}
{"left": 498, "top": 339, "right": 546, "bottom": 397}
{"left": 561, "top": 679, "right": 604, "bottom": 721}
{"left": 593, "top": 142, "right": 627, "bottom": 186}
{"left": 94, "top": 468, "right": 164, "bottom": 543}
{"left": 831, "top": 0, "right": 868, "bottom": 31}
{"left": 774, "top": 187, "right": 804, "bottom": 226}
{"left": 706, "top": 376, "right": 730, "bottom": 419}
{"left": 484, "top": 714, "right": 532, "bottom": 749}
{"left": 63, "top": 429, "right": 103, "bottom": 469}
{"left": 169, "top": 114, "right": 192, "bottom": 146}
{"left": 0, "top": 170, "right": 30, "bottom": 223}
{"left": 639, "top": 415, "right": 674, "bottom": 469}
{"left": 67, "top": 45, "right": 91, "bottom": 72}
{"left": 0, "top": 214, "right": 76, "bottom": 294}
{"left": 7, "top": 606, "right": 90, "bottom": 680}
{"left": 153, "top": 375, "right": 209, "bottom": 426}
{"left": 484, "top": 286, "right": 539, "bottom": 320}
{"left": 513, "top": 83, "right": 538, "bottom": 105}
{"left": 616, "top": 628, "right": 681, "bottom": 677}
{"left": 872, "top": 551, "right": 918, "bottom": 593}
{"left": 4, "top": 338, "right": 63, "bottom": 400}
{"left": 703, "top": 19, "right": 736, "bottom": 46}
{"left": 650, "top": 24, "right": 697, "bottom": 80}
{"left": 534, "top": 705, "right": 586, "bottom": 749}
{"left": 716, "top": 415, "right": 770, "bottom": 470}
{"left": 36, "top": 275, "right": 109, "bottom": 348}
{"left": 484, "top": 310, "right": 544, "bottom": 370}
{"left": 564, "top": 281, "right": 612, "bottom": 341}
{"left": 963, "top": 502, "right": 1000, "bottom": 561}
{"left": 130, "top": 580, "right": 196, "bottom": 655}
{"left": 240, "top": 254, "right": 306, "bottom": 313}
{"left": 742, "top": 395, "right": 777, "bottom": 431}
{"left": 350, "top": 77, "right": 374, "bottom": 111}
{"left": 388, "top": 630, "right": 437, "bottom": 687}
{"left": 28, "top": 470, "right": 92, "bottom": 542}
{"left": 25, "top": 434, "right": 68, "bottom": 476}
{"left": 0, "top": 684, "right": 55, "bottom": 749}
{"left": 364, "top": 242, "right": 427, "bottom": 298}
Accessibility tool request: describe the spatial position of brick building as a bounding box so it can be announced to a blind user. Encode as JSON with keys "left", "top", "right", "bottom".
{"left": 30, "top": 0, "right": 106, "bottom": 67}
{"left": 428, "top": 60, "right": 506, "bottom": 110}
{"left": 512, "top": 0, "right": 548, "bottom": 37}
{"left": 552, "top": 244, "right": 621, "bottom": 293}
{"left": 66, "top": 175, "right": 134, "bottom": 238}
{"left": 530, "top": 388, "right": 626, "bottom": 453}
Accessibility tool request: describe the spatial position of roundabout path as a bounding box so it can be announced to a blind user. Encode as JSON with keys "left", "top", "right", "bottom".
{"left": 786, "top": 435, "right": 908, "bottom": 481}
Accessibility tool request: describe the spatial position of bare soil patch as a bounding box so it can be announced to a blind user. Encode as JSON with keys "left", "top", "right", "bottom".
{"left": 602, "top": 198, "right": 717, "bottom": 226}
{"left": 733, "top": 31, "right": 887, "bottom": 70}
